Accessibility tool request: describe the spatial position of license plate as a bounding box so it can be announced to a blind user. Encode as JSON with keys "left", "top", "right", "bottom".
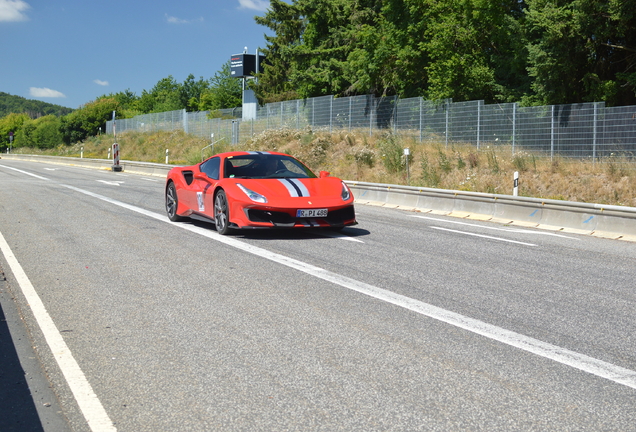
{"left": 296, "top": 208, "right": 328, "bottom": 218}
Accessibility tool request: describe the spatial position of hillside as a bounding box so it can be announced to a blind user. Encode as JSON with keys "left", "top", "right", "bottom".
{"left": 0, "top": 92, "right": 74, "bottom": 118}
{"left": 16, "top": 129, "right": 636, "bottom": 208}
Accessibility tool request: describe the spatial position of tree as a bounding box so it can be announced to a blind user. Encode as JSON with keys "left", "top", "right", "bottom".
{"left": 524, "top": 0, "right": 636, "bottom": 106}
{"left": 0, "top": 92, "right": 73, "bottom": 117}
{"left": 294, "top": 0, "right": 384, "bottom": 98}
{"left": 32, "top": 115, "right": 63, "bottom": 149}
{"left": 191, "top": 62, "right": 241, "bottom": 111}
{"left": 181, "top": 74, "right": 211, "bottom": 111}
{"left": 59, "top": 98, "right": 119, "bottom": 144}
{"left": 134, "top": 76, "right": 183, "bottom": 113}
{"left": 423, "top": 0, "right": 529, "bottom": 103}
{"left": 14, "top": 115, "right": 62, "bottom": 149}
{"left": 253, "top": 0, "right": 305, "bottom": 103}
{"left": 0, "top": 113, "right": 29, "bottom": 149}
{"left": 97, "top": 89, "right": 141, "bottom": 118}
{"left": 252, "top": 0, "right": 531, "bottom": 103}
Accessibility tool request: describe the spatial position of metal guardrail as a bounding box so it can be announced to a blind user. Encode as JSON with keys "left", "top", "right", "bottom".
{"left": 347, "top": 181, "right": 636, "bottom": 241}
{"left": 2, "top": 154, "right": 635, "bottom": 241}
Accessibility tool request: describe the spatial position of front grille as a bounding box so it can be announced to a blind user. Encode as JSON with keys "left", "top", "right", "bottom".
{"left": 246, "top": 205, "right": 355, "bottom": 227}
{"left": 325, "top": 206, "right": 356, "bottom": 225}
{"left": 247, "top": 210, "right": 294, "bottom": 225}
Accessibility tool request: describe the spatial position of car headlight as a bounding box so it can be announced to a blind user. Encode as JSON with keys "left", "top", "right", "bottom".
{"left": 341, "top": 182, "right": 351, "bottom": 201}
{"left": 237, "top": 183, "right": 268, "bottom": 203}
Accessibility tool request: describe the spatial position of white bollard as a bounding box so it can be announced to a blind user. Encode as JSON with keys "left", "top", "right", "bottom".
{"left": 165, "top": 149, "right": 169, "bottom": 164}
{"left": 404, "top": 148, "right": 410, "bottom": 184}
{"left": 513, "top": 171, "right": 519, "bottom": 196}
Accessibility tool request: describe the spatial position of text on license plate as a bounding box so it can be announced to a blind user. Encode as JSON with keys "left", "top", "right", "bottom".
{"left": 296, "top": 208, "right": 328, "bottom": 218}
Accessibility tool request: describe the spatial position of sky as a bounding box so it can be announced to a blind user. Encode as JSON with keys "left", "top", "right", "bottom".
{"left": 0, "top": 0, "right": 274, "bottom": 109}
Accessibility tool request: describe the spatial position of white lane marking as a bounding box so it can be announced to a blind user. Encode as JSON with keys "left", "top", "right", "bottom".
{"left": 0, "top": 164, "right": 50, "bottom": 180}
{"left": 412, "top": 215, "right": 579, "bottom": 239}
{"left": 0, "top": 231, "right": 116, "bottom": 431}
{"left": 314, "top": 230, "right": 364, "bottom": 243}
{"left": 44, "top": 168, "right": 57, "bottom": 171}
{"left": 96, "top": 180, "right": 124, "bottom": 186}
{"left": 431, "top": 226, "right": 538, "bottom": 246}
{"left": 141, "top": 178, "right": 158, "bottom": 182}
{"left": 62, "top": 184, "right": 636, "bottom": 390}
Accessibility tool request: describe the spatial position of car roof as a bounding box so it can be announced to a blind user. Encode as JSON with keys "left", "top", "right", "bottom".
{"left": 203, "top": 151, "right": 289, "bottom": 162}
{"left": 222, "top": 151, "right": 287, "bottom": 157}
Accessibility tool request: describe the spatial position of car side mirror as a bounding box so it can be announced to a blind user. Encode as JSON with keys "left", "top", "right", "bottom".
{"left": 194, "top": 171, "right": 208, "bottom": 180}
{"left": 319, "top": 171, "right": 330, "bottom": 178}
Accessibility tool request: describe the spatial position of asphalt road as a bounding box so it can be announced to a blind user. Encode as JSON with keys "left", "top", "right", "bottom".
{"left": 0, "top": 159, "right": 635, "bottom": 432}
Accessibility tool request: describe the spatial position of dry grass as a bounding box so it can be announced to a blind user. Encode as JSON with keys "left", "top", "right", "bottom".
{"left": 16, "top": 128, "right": 636, "bottom": 207}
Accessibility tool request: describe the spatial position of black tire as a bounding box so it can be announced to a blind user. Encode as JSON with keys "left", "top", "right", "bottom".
{"left": 214, "top": 190, "right": 231, "bottom": 235}
{"left": 166, "top": 182, "right": 185, "bottom": 222}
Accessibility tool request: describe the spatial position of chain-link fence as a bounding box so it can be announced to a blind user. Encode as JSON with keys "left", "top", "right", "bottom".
{"left": 106, "top": 95, "right": 636, "bottom": 160}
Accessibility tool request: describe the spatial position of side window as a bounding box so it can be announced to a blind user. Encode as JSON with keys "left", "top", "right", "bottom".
{"left": 200, "top": 157, "right": 220, "bottom": 180}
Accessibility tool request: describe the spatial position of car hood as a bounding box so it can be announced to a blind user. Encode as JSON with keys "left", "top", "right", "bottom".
{"left": 229, "top": 177, "right": 351, "bottom": 204}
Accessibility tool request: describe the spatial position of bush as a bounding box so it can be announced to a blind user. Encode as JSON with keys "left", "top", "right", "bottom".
{"left": 378, "top": 133, "right": 403, "bottom": 173}
{"left": 421, "top": 154, "right": 441, "bottom": 187}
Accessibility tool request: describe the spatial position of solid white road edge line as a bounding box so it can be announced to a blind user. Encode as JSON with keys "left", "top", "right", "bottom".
{"left": 431, "top": 226, "right": 538, "bottom": 246}
{"left": 62, "top": 184, "right": 636, "bottom": 390}
{"left": 0, "top": 231, "right": 117, "bottom": 432}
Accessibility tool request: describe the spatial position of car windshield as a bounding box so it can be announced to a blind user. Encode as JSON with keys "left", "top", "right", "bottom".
{"left": 223, "top": 154, "right": 317, "bottom": 179}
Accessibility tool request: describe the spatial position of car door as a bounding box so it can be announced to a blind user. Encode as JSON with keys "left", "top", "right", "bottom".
{"left": 191, "top": 156, "right": 220, "bottom": 216}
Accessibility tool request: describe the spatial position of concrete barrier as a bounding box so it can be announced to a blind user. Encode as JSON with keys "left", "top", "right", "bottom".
{"left": 3, "top": 154, "right": 634, "bottom": 241}
{"left": 590, "top": 205, "right": 636, "bottom": 241}
{"left": 447, "top": 191, "right": 495, "bottom": 221}
{"left": 536, "top": 200, "right": 598, "bottom": 235}
{"left": 345, "top": 181, "right": 636, "bottom": 242}
{"left": 492, "top": 196, "right": 543, "bottom": 227}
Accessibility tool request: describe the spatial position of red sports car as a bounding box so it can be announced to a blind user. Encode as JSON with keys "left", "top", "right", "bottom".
{"left": 165, "top": 151, "right": 356, "bottom": 234}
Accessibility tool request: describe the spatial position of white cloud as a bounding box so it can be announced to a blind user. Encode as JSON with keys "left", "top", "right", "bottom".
{"left": 0, "top": 0, "right": 31, "bottom": 22}
{"left": 165, "top": 13, "right": 203, "bottom": 24}
{"left": 166, "top": 14, "right": 187, "bottom": 24}
{"left": 29, "top": 87, "right": 66, "bottom": 98}
{"left": 94, "top": 79, "right": 109, "bottom": 86}
{"left": 237, "top": 0, "right": 270, "bottom": 12}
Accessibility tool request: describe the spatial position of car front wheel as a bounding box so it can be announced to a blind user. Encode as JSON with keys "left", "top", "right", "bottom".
{"left": 166, "top": 182, "right": 185, "bottom": 222}
{"left": 214, "top": 190, "right": 231, "bottom": 235}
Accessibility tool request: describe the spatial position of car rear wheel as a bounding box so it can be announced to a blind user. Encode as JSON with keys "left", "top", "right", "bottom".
{"left": 214, "top": 190, "right": 231, "bottom": 235}
{"left": 166, "top": 182, "right": 185, "bottom": 222}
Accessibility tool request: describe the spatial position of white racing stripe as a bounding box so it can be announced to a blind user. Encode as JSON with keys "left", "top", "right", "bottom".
{"left": 0, "top": 231, "right": 117, "bottom": 432}
{"left": 277, "top": 178, "right": 310, "bottom": 197}
{"left": 62, "top": 184, "right": 636, "bottom": 390}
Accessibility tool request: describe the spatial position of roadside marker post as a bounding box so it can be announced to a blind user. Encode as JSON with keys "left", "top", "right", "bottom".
{"left": 112, "top": 143, "right": 122, "bottom": 172}
{"left": 404, "top": 148, "right": 410, "bottom": 185}
{"left": 513, "top": 171, "right": 519, "bottom": 196}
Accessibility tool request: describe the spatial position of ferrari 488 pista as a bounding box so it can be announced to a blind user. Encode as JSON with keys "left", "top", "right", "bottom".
{"left": 165, "top": 151, "right": 356, "bottom": 234}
